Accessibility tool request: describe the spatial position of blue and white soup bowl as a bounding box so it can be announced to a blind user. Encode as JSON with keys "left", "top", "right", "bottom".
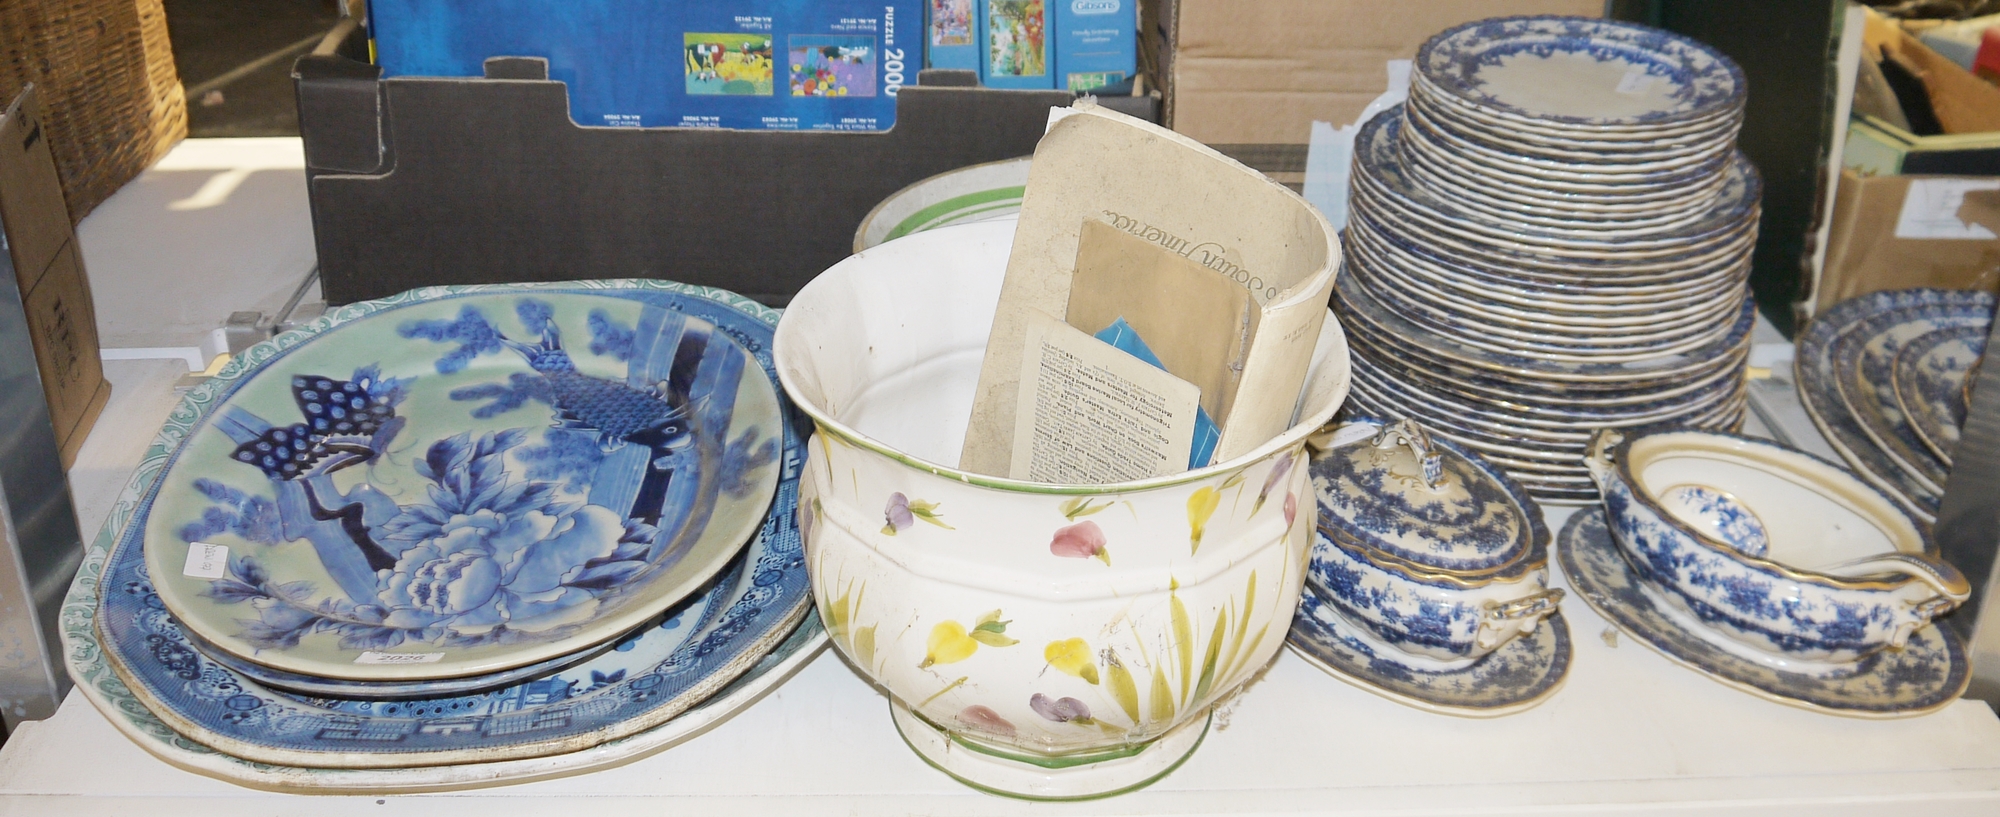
{"left": 1587, "top": 428, "right": 1969, "bottom": 673}
{"left": 1308, "top": 418, "right": 1562, "bottom": 670}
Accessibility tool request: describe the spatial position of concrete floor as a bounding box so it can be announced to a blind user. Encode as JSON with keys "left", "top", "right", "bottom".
{"left": 165, "top": 0, "right": 343, "bottom": 137}
{"left": 77, "top": 138, "right": 317, "bottom": 355}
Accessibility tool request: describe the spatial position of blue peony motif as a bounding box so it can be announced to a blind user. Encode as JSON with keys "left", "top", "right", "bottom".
{"left": 201, "top": 430, "right": 659, "bottom": 649}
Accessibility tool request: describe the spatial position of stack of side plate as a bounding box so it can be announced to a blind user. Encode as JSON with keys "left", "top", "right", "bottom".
{"left": 1334, "top": 15, "right": 1757, "bottom": 504}
{"left": 1796, "top": 287, "right": 1997, "bottom": 524}
{"left": 62, "top": 281, "right": 824, "bottom": 790}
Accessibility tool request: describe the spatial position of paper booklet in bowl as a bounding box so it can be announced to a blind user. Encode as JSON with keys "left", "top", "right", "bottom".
{"left": 777, "top": 103, "right": 1348, "bottom": 800}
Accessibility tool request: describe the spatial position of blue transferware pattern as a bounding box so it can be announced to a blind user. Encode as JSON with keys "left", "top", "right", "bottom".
{"left": 142, "top": 291, "right": 784, "bottom": 682}
{"left": 1894, "top": 324, "right": 1987, "bottom": 465}
{"left": 1833, "top": 299, "right": 1994, "bottom": 493}
{"left": 1415, "top": 16, "right": 1746, "bottom": 126}
{"left": 1351, "top": 206, "right": 1749, "bottom": 291}
{"left": 1307, "top": 418, "right": 1560, "bottom": 667}
{"left": 1335, "top": 270, "right": 1757, "bottom": 382}
{"left": 1311, "top": 420, "right": 1536, "bottom": 571}
{"left": 1398, "top": 98, "right": 1731, "bottom": 184}
{"left": 1655, "top": 484, "right": 1767, "bottom": 558}
{"left": 1356, "top": 112, "right": 1760, "bottom": 253}
{"left": 1348, "top": 357, "right": 1743, "bottom": 433}
{"left": 1795, "top": 288, "right": 1995, "bottom": 521}
{"left": 1287, "top": 585, "right": 1571, "bottom": 716}
{"left": 1559, "top": 508, "right": 1967, "bottom": 716}
{"left": 87, "top": 282, "right": 815, "bottom": 768}
{"left": 1586, "top": 429, "right": 1965, "bottom": 669}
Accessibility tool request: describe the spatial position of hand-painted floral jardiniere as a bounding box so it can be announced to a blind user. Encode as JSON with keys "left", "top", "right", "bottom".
{"left": 774, "top": 221, "right": 1351, "bottom": 799}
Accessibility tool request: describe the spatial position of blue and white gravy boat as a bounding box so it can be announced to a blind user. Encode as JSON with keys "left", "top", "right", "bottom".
{"left": 1586, "top": 428, "right": 1968, "bottom": 674}
{"left": 1309, "top": 418, "right": 1562, "bottom": 670}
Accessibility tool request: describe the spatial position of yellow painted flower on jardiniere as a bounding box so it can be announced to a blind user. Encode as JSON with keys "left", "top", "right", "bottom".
{"left": 1187, "top": 486, "right": 1221, "bottom": 553}
{"left": 1044, "top": 637, "right": 1100, "bottom": 684}
{"left": 920, "top": 610, "right": 1018, "bottom": 668}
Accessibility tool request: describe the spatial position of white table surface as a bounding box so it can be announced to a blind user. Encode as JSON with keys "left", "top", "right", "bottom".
{"left": 10, "top": 431, "right": 2000, "bottom": 817}
{"left": 10, "top": 139, "right": 2000, "bottom": 815}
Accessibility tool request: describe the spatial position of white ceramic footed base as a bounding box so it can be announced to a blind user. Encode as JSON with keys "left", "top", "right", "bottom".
{"left": 888, "top": 700, "right": 1209, "bottom": 801}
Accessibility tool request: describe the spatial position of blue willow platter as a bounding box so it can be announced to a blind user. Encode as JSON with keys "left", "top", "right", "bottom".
{"left": 1831, "top": 299, "right": 1991, "bottom": 494}
{"left": 1558, "top": 508, "right": 1967, "bottom": 717}
{"left": 1287, "top": 584, "right": 1571, "bottom": 717}
{"left": 140, "top": 288, "right": 783, "bottom": 682}
{"left": 1894, "top": 324, "right": 1987, "bottom": 466}
{"left": 66, "top": 281, "right": 818, "bottom": 771}
{"left": 1795, "top": 288, "right": 1997, "bottom": 523}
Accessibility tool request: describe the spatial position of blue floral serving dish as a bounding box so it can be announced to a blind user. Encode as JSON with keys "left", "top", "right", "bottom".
{"left": 1308, "top": 418, "right": 1561, "bottom": 670}
{"left": 138, "top": 288, "right": 784, "bottom": 682}
{"left": 1586, "top": 428, "right": 1968, "bottom": 674}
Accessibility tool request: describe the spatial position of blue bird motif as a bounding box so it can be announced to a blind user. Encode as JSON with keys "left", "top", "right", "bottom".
{"left": 498, "top": 322, "right": 693, "bottom": 456}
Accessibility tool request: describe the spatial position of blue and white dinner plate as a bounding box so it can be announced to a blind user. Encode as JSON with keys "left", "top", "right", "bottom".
{"left": 1334, "top": 269, "right": 1757, "bottom": 385}
{"left": 1894, "top": 324, "right": 1987, "bottom": 466}
{"left": 67, "top": 281, "right": 819, "bottom": 771}
{"left": 1414, "top": 16, "right": 1746, "bottom": 128}
{"left": 1355, "top": 112, "right": 1760, "bottom": 253}
{"left": 1287, "top": 585, "right": 1572, "bottom": 717}
{"left": 1558, "top": 507, "right": 1967, "bottom": 717}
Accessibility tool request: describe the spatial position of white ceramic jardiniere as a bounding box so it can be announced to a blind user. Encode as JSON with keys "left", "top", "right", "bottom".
{"left": 1586, "top": 428, "right": 1968, "bottom": 674}
{"left": 774, "top": 220, "right": 1350, "bottom": 799}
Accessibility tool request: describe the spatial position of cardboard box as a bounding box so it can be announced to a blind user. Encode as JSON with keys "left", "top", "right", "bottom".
{"left": 0, "top": 87, "right": 110, "bottom": 468}
{"left": 298, "top": 30, "right": 1157, "bottom": 306}
{"left": 368, "top": 0, "right": 922, "bottom": 132}
{"left": 1814, "top": 168, "right": 2000, "bottom": 314}
{"left": 1159, "top": 0, "right": 1601, "bottom": 181}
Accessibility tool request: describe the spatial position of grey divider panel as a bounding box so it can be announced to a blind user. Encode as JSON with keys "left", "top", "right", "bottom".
{"left": 296, "top": 53, "right": 1156, "bottom": 306}
{"left": 1937, "top": 309, "right": 2000, "bottom": 706}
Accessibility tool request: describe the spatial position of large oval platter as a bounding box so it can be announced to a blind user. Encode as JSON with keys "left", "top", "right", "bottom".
{"left": 69, "top": 280, "right": 818, "bottom": 773}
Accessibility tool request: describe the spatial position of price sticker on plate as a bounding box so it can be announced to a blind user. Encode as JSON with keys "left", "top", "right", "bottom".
{"left": 355, "top": 651, "right": 446, "bottom": 665}
{"left": 182, "top": 543, "right": 229, "bottom": 579}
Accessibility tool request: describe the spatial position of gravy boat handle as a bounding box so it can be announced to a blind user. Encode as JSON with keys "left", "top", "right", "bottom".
{"left": 1816, "top": 552, "right": 1971, "bottom": 607}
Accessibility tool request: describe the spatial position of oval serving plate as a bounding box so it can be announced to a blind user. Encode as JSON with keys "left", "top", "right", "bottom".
{"left": 141, "top": 288, "right": 785, "bottom": 682}
{"left": 79, "top": 281, "right": 817, "bottom": 770}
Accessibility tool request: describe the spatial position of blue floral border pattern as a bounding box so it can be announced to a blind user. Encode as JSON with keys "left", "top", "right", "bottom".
{"left": 1558, "top": 507, "right": 1967, "bottom": 716}
{"left": 1288, "top": 587, "right": 1570, "bottom": 714}
{"left": 1795, "top": 288, "right": 1996, "bottom": 522}
{"left": 61, "top": 279, "right": 815, "bottom": 768}
{"left": 1415, "top": 16, "right": 1746, "bottom": 126}
{"left": 1359, "top": 112, "right": 1761, "bottom": 265}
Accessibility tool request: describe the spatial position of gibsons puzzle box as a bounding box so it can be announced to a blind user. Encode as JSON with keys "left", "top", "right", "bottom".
{"left": 368, "top": 0, "right": 921, "bottom": 130}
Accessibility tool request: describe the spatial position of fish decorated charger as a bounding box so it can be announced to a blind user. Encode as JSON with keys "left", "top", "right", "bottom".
{"left": 140, "top": 288, "right": 783, "bottom": 682}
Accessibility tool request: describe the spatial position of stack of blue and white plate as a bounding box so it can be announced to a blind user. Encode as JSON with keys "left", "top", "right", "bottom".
{"left": 1335, "top": 16, "right": 1759, "bottom": 503}
{"left": 62, "top": 282, "right": 824, "bottom": 791}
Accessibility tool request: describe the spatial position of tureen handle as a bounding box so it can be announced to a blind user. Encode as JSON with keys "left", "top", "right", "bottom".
{"left": 1585, "top": 429, "right": 1623, "bottom": 482}
{"left": 1371, "top": 419, "right": 1445, "bottom": 491}
{"left": 1475, "top": 588, "right": 1565, "bottom": 651}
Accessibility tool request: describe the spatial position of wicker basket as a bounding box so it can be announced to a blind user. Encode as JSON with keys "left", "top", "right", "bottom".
{"left": 1, "top": 0, "right": 187, "bottom": 222}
